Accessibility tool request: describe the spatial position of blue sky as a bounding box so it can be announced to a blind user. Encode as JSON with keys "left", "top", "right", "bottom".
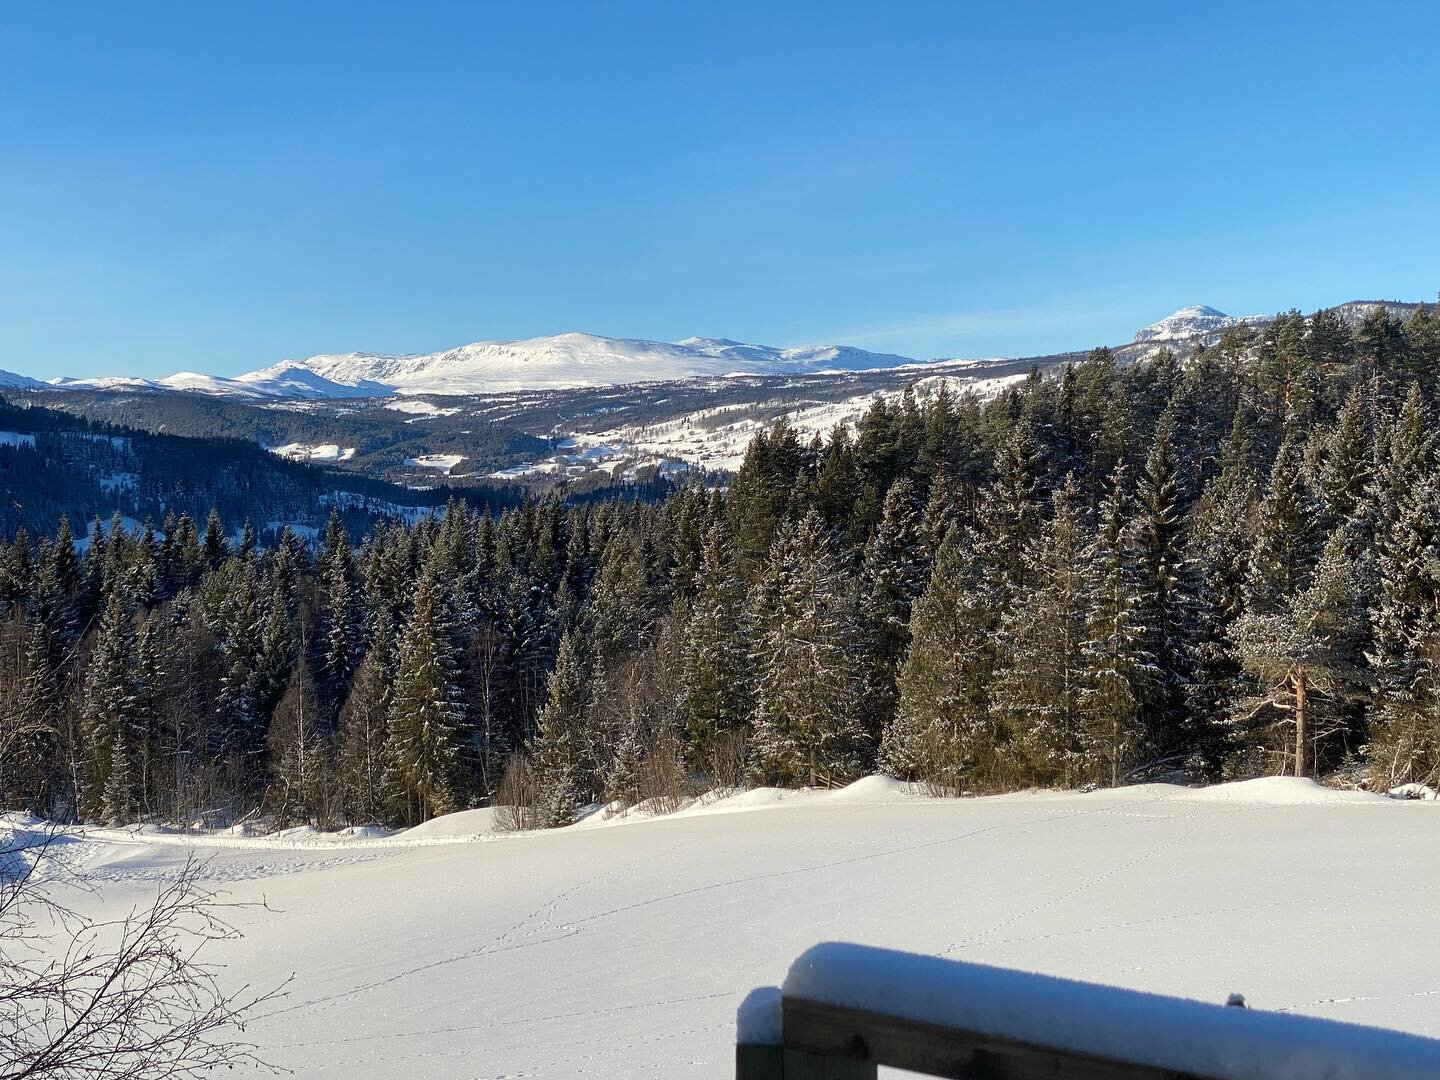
{"left": 2, "top": 1, "right": 1438, "bottom": 380}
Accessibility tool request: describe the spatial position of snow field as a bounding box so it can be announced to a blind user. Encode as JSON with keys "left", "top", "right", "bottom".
{"left": 35, "top": 777, "right": 1440, "bottom": 1079}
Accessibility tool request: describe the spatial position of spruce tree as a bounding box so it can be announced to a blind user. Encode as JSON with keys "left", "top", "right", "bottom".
{"left": 678, "top": 525, "right": 752, "bottom": 769}
{"left": 82, "top": 590, "right": 138, "bottom": 822}
{"left": 1246, "top": 430, "right": 1321, "bottom": 614}
{"left": 530, "top": 630, "right": 588, "bottom": 827}
{"left": 1080, "top": 467, "right": 1151, "bottom": 786}
{"left": 1132, "top": 417, "right": 1200, "bottom": 761}
{"left": 860, "top": 479, "right": 929, "bottom": 736}
{"left": 991, "top": 476, "right": 1092, "bottom": 786}
{"left": 750, "top": 513, "right": 866, "bottom": 787}
{"left": 884, "top": 526, "right": 998, "bottom": 791}
{"left": 387, "top": 572, "right": 464, "bottom": 823}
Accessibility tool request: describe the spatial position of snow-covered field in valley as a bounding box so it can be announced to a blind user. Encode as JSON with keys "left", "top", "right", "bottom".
{"left": 43, "top": 777, "right": 1440, "bottom": 1078}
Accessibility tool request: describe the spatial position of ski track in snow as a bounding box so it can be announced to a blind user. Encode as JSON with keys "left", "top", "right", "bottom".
{"left": 30, "top": 779, "right": 1440, "bottom": 1078}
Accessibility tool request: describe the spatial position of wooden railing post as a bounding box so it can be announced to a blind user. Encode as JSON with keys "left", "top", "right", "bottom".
{"left": 736, "top": 986, "right": 877, "bottom": 1079}
{"left": 736, "top": 944, "right": 1440, "bottom": 1080}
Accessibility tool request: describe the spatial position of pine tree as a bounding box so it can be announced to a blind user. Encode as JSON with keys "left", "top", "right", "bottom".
{"left": 387, "top": 573, "right": 464, "bottom": 823}
{"left": 750, "top": 513, "right": 866, "bottom": 787}
{"left": 1232, "top": 529, "right": 1368, "bottom": 777}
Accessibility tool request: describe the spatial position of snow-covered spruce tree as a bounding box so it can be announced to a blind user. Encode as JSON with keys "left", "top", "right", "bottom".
{"left": 1080, "top": 466, "right": 1151, "bottom": 787}
{"left": 337, "top": 611, "right": 395, "bottom": 824}
{"left": 1367, "top": 448, "right": 1440, "bottom": 700}
{"left": 604, "top": 713, "right": 644, "bottom": 809}
{"left": 678, "top": 524, "right": 752, "bottom": 770}
{"left": 1313, "top": 385, "right": 1373, "bottom": 530}
{"left": 81, "top": 589, "right": 139, "bottom": 823}
{"left": 750, "top": 512, "right": 867, "bottom": 788}
{"left": 883, "top": 526, "right": 998, "bottom": 792}
{"left": 1231, "top": 528, "right": 1368, "bottom": 777}
{"left": 991, "top": 475, "right": 1092, "bottom": 786}
{"left": 585, "top": 531, "right": 655, "bottom": 663}
{"left": 1245, "top": 427, "right": 1321, "bottom": 615}
{"left": 201, "top": 509, "right": 228, "bottom": 571}
{"left": 529, "top": 630, "right": 589, "bottom": 827}
{"left": 1131, "top": 415, "right": 1205, "bottom": 765}
{"left": 860, "top": 478, "right": 929, "bottom": 737}
{"left": 1189, "top": 416, "right": 1261, "bottom": 625}
{"left": 1365, "top": 452, "right": 1440, "bottom": 786}
{"left": 1366, "top": 632, "right": 1440, "bottom": 790}
{"left": 976, "top": 421, "right": 1045, "bottom": 601}
{"left": 386, "top": 571, "right": 464, "bottom": 824}
{"left": 318, "top": 511, "right": 362, "bottom": 716}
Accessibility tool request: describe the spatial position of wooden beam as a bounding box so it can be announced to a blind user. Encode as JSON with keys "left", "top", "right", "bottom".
{"left": 782, "top": 996, "right": 1219, "bottom": 1080}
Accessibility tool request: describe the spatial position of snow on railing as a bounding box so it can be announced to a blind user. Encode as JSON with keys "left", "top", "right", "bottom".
{"left": 735, "top": 942, "right": 1440, "bottom": 1080}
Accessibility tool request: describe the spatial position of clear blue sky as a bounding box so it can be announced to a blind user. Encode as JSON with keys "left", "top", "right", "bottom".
{"left": 3, "top": 1, "right": 1438, "bottom": 380}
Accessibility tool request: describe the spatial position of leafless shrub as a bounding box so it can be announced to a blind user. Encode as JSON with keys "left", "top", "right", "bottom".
{"left": 0, "top": 822, "right": 285, "bottom": 1080}
{"left": 702, "top": 728, "right": 749, "bottom": 796}
{"left": 637, "top": 733, "right": 686, "bottom": 815}
{"left": 493, "top": 753, "right": 536, "bottom": 832}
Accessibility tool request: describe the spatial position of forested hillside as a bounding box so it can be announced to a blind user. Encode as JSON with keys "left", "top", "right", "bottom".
{"left": 0, "top": 396, "right": 527, "bottom": 539}
{"left": 4, "top": 303, "right": 1440, "bottom": 829}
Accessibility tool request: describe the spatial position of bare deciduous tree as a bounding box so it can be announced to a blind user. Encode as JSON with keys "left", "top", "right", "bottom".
{"left": 0, "top": 823, "right": 285, "bottom": 1080}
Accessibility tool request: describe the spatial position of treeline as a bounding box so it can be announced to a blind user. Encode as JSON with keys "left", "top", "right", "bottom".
{"left": 3, "top": 302, "right": 1440, "bottom": 829}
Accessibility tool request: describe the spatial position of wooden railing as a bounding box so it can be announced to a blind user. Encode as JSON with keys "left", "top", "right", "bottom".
{"left": 736, "top": 943, "right": 1440, "bottom": 1080}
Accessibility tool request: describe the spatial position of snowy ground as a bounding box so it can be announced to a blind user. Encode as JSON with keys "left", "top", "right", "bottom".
{"left": 28, "top": 777, "right": 1440, "bottom": 1078}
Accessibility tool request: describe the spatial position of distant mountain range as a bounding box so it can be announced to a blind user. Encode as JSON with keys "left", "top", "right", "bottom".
{"left": 3, "top": 300, "right": 1428, "bottom": 401}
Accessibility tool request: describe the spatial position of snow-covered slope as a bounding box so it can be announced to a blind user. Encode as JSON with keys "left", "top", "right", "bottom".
{"left": 238, "top": 333, "right": 920, "bottom": 397}
{"left": 235, "top": 361, "right": 394, "bottom": 399}
{"left": 0, "top": 368, "right": 45, "bottom": 389}
{"left": 37, "top": 777, "right": 1440, "bottom": 1079}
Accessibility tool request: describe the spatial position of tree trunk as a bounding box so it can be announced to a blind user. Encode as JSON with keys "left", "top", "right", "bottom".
{"left": 1293, "top": 667, "right": 1307, "bottom": 778}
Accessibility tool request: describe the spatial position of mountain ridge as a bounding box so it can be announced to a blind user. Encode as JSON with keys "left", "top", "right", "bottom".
{"left": 8, "top": 299, "right": 1430, "bottom": 401}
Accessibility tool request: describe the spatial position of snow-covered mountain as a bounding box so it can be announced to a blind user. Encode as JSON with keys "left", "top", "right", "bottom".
{"left": 48, "top": 367, "right": 372, "bottom": 400}
{"left": 16, "top": 299, "right": 1429, "bottom": 402}
{"left": 1130, "top": 305, "right": 1265, "bottom": 344}
{"left": 232, "top": 332, "right": 920, "bottom": 398}
{"left": 0, "top": 368, "right": 45, "bottom": 389}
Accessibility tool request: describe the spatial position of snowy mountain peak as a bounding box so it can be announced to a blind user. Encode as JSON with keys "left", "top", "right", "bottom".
{"left": 1131, "top": 306, "right": 1246, "bottom": 343}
